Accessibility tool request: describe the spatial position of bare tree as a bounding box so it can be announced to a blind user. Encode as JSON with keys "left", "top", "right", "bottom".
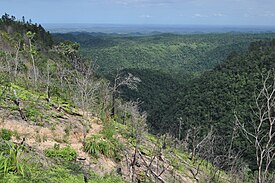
{"left": 73, "top": 65, "right": 100, "bottom": 116}
{"left": 71, "top": 64, "right": 101, "bottom": 145}
{"left": 183, "top": 126, "right": 215, "bottom": 182}
{"left": 235, "top": 70, "right": 275, "bottom": 183}
{"left": 189, "top": 126, "right": 214, "bottom": 161}
{"left": 99, "top": 80, "right": 111, "bottom": 122}
{"left": 54, "top": 41, "right": 80, "bottom": 70}
{"left": 123, "top": 100, "right": 147, "bottom": 182}
{"left": 4, "top": 52, "right": 12, "bottom": 77}
{"left": 45, "top": 59, "right": 51, "bottom": 103}
{"left": 26, "top": 31, "right": 37, "bottom": 86}
{"left": 111, "top": 70, "right": 141, "bottom": 117}
{"left": 13, "top": 36, "right": 21, "bottom": 78}
{"left": 205, "top": 132, "right": 244, "bottom": 183}
{"left": 13, "top": 89, "right": 27, "bottom": 121}
{"left": 178, "top": 117, "right": 183, "bottom": 140}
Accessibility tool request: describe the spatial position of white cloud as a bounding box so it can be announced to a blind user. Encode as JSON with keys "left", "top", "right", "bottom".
{"left": 114, "top": 0, "right": 191, "bottom": 6}
{"left": 213, "top": 13, "right": 225, "bottom": 17}
{"left": 192, "top": 12, "right": 226, "bottom": 18}
{"left": 193, "top": 13, "right": 209, "bottom": 18}
{"left": 139, "top": 14, "right": 153, "bottom": 18}
{"left": 262, "top": 11, "right": 275, "bottom": 17}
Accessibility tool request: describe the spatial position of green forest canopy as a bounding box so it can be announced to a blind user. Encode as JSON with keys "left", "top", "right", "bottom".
{"left": 54, "top": 32, "right": 275, "bottom": 171}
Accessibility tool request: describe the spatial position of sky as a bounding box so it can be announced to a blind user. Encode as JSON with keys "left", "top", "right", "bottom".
{"left": 1, "top": 0, "right": 275, "bottom": 26}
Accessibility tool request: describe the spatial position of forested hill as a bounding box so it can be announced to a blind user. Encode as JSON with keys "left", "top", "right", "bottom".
{"left": 53, "top": 32, "right": 275, "bottom": 135}
{"left": 54, "top": 32, "right": 275, "bottom": 77}
{"left": 152, "top": 39, "right": 275, "bottom": 132}
{"left": 122, "top": 39, "right": 275, "bottom": 172}
{"left": 161, "top": 39, "right": 275, "bottom": 170}
{"left": 54, "top": 31, "right": 275, "bottom": 174}
{"left": 53, "top": 32, "right": 275, "bottom": 124}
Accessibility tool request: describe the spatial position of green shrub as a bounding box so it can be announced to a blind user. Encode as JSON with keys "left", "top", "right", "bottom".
{"left": 84, "top": 134, "right": 122, "bottom": 161}
{"left": 25, "top": 106, "right": 41, "bottom": 122}
{"left": 84, "top": 135, "right": 118, "bottom": 158}
{"left": 41, "top": 166, "right": 84, "bottom": 183}
{"left": 44, "top": 145, "right": 77, "bottom": 161}
{"left": 109, "top": 137, "right": 123, "bottom": 161}
{"left": 84, "top": 135, "right": 113, "bottom": 158}
{"left": 0, "top": 142, "right": 29, "bottom": 178}
{"left": 0, "top": 129, "right": 13, "bottom": 140}
{"left": 102, "top": 121, "right": 116, "bottom": 139}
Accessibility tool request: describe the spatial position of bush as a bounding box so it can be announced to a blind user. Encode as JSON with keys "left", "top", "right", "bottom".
{"left": 84, "top": 135, "right": 113, "bottom": 158}
{"left": 25, "top": 105, "right": 42, "bottom": 122}
{"left": 0, "top": 142, "right": 29, "bottom": 178}
{"left": 84, "top": 134, "right": 122, "bottom": 161}
{"left": 44, "top": 145, "right": 77, "bottom": 161}
{"left": 0, "top": 129, "right": 13, "bottom": 140}
{"left": 102, "top": 121, "right": 116, "bottom": 139}
{"left": 41, "top": 166, "right": 84, "bottom": 183}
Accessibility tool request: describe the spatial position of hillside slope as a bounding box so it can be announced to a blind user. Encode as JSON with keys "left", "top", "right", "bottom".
{"left": 0, "top": 83, "right": 243, "bottom": 183}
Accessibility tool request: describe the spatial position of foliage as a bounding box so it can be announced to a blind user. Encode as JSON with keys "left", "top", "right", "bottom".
{"left": 166, "top": 39, "right": 275, "bottom": 170}
{"left": 0, "top": 128, "right": 13, "bottom": 140}
{"left": 54, "top": 32, "right": 275, "bottom": 77}
{"left": 39, "top": 166, "right": 85, "bottom": 183}
{"left": 0, "top": 83, "right": 73, "bottom": 124}
{"left": 102, "top": 120, "right": 116, "bottom": 139}
{"left": 0, "top": 13, "right": 53, "bottom": 47}
{"left": 44, "top": 145, "right": 77, "bottom": 161}
{"left": 85, "top": 134, "right": 122, "bottom": 161}
{"left": 0, "top": 141, "right": 31, "bottom": 178}
{"left": 42, "top": 168, "right": 125, "bottom": 183}
{"left": 0, "top": 140, "right": 123, "bottom": 183}
{"left": 84, "top": 134, "right": 115, "bottom": 158}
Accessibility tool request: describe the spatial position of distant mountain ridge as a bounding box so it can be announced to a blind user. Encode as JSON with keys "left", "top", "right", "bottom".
{"left": 45, "top": 23, "right": 275, "bottom": 34}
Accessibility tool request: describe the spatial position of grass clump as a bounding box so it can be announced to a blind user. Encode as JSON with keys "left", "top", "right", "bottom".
{"left": 44, "top": 144, "right": 77, "bottom": 161}
{"left": 41, "top": 166, "right": 84, "bottom": 183}
{"left": 84, "top": 134, "right": 114, "bottom": 158}
{"left": 84, "top": 134, "right": 122, "bottom": 161}
{"left": 0, "top": 141, "right": 31, "bottom": 179}
{"left": 102, "top": 121, "right": 116, "bottom": 139}
{"left": 0, "top": 128, "right": 13, "bottom": 140}
{"left": 85, "top": 120, "right": 123, "bottom": 160}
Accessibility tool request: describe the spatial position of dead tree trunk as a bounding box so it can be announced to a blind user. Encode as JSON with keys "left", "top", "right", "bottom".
{"left": 236, "top": 70, "right": 275, "bottom": 183}
{"left": 13, "top": 90, "right": 27, "bottom": 121}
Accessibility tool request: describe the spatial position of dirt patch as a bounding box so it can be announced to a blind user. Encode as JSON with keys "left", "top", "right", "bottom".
{"left": 0, "top": 114, "right": 118, "bottom": 176}
{"left": 0, "top": 113, "right": 199, "bottom": 182}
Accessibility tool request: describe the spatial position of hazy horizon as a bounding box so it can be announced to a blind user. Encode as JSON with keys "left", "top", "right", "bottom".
{"left": 1, "top": 0, "right": 275, "bottom": 26}
{"left": 44, "top": 23, "right": 275, "bottom": 34}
